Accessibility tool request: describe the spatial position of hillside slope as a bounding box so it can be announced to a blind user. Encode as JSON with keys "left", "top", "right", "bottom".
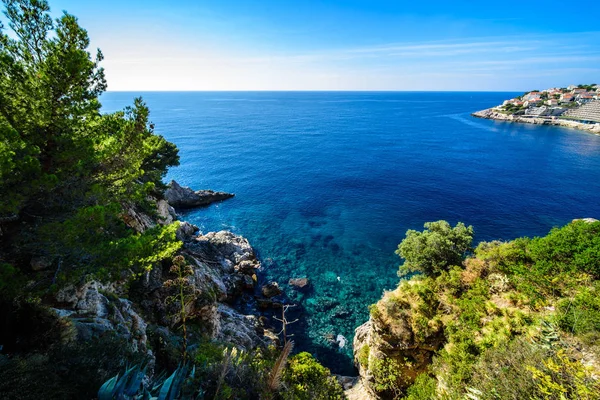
{"left": 353, "top": 220, "right": 600, "bottom": 399}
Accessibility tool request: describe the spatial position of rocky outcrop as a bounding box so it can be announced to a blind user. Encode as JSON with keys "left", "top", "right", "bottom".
{"left": 261, "top": 282, "right": 282, "bottom": 298}
{"left": 344, "top": 378, "right": 373, "bottom": 400}
{"left": 352, "top": 286, "right": 445, "bottom": 399}
{"left": 54, "top": 281, "right": 149, "bottom": 354}
{"left": 48, "top": 188, "right": 276, "bottom": 373}
{"left": 135, "top": 227, "right": 275, "bottom": 352}
{"left": 472, "top": 108, "right": 600, "bottom": 134}
{"left": 176, "top": 221, "right": 199, "bottom": 241}
{"left": 164, "top": 180, "right": 234, "bottom": 209}
{"left": 49, "top": 228, "right": 275, "bottom": 367}
{"left": 37, "top": 184, "right": 283, "bottom": 388}
{"left": 121, "top": 199, "right": 177, "bottom": 233}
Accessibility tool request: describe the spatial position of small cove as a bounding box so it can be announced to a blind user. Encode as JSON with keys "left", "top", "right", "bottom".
{"left": 102, "top": 91, "right": 600, "bottom": 373}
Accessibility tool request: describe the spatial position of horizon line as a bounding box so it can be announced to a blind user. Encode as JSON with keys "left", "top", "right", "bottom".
{"left": 103, "top": 89, "right": 527, "bottom": 93}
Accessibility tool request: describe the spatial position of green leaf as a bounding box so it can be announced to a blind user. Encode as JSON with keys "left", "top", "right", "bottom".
{"left": 97, "top": 374, "right": 119, "bottom": 400}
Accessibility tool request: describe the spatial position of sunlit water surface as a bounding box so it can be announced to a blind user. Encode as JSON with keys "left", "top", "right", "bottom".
{"left": 102, "top": 92, "right": 600, "bottom": 373}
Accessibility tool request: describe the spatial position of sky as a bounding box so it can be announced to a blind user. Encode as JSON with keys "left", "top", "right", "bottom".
{"left": 10, "top": 0, "right": 600, "bottom": 91}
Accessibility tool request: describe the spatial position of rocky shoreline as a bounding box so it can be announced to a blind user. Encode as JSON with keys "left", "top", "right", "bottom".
{"left": 164, "top": 180, "right": 234, "bottom": 208}
{"left": 472, "top": 108, "right": 600, "bottom": 134}
{"left": 46, "top": 181, "right": 281, "bottom": 380}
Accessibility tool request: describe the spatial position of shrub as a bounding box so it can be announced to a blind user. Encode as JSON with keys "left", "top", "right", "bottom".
{"left": 0, "top": 334, "right": 145, "bottom": 400}
{"left": 357, "top": 344, "right": 370, "bottom": 369}
{"left": 397, "top": 221, "right": 473, "bottom": 277}
{"left": 281, "top": 352, "right": 345, "bottom": 400}
{"left": 557, "top": 283, "right": 600, "bottom": 343}
{"left": 468, "top": 338, "right": 551, "bottom": 400}
{"left": 370, "top": 356, "right": 405, "bottom": 398}
{"left": 527, "top": 221, "right": 600, "bottom": 278}
{"left": 403, "top": 374, "right": 437, "bottom": 400}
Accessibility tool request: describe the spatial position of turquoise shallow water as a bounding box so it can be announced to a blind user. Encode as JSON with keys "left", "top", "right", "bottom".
{"left": 102, "top": 92, "right": 600, "bottom": 373}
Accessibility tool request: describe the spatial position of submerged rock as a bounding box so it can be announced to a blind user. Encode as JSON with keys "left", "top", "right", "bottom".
{"left": 336, "top": 334, "right": 347, "bottom": 349}
{"left": 261, "top": 282, "right": 282, "bottom": 298}
{"left": 164, "top": 180, "right": 234, "bottom": 209}
{"left": 289, "top": 277, "right": 310, "bottom": 290}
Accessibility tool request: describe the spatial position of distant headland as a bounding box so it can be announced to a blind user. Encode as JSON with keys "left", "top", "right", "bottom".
{"left": 472, "top": 84, "right": 600, "bottom": 134}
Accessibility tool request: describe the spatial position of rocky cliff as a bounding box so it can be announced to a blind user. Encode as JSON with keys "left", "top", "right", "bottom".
{"left": 351, "top": 281, "right": 445, "bottom": 399}
{"left": 45, "top": 181, "right": 276, "bottom": 377}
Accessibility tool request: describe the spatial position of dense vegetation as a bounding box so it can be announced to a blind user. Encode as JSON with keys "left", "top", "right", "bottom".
{"left": 0, "top": 1, "right": 343, "bottom": 399}
{"left": 2, "top": 2, "right": 599, "bottom": 399}
{"left": 0, "top": 0, "right": 182, "bottom": 284}
{"left": 363, "top": 220, "right": 600, "bottom": 399}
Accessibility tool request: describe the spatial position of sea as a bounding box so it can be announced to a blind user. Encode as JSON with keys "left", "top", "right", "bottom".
{"left": 101, "top": 91, "right": 600, "bottom": 374}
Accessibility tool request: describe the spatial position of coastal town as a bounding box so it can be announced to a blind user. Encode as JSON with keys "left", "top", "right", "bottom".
{"left": 473, "top": 84, "right": 600, "bottom": 134}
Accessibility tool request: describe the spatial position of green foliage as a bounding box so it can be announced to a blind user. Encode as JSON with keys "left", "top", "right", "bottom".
{"left": 98, "top": 363, "right": 198, "bottom": 400}
{"left": 577, "top": 84, "right": 597, "bottom": 91}
{"left": 384, "top": 221, "right": 600, "bottom": 399}
{"left": 164, "top": 255, "right": 199, "bottom": 360}
{"left": 0, "top": 333, "right": 146, "bottom": 400}
{"left": 403, "top": 374, "right": 437, "bottom": 400}
{"left": 0, "top": 0, "right": 107, "bottom": 215}
{"left": 41, "top": 216, "right": 182, "bottom": 281}
{"left": 475, "top": 221, "right": 600, "bottom": 305}
{"left": 370, "top": 356, "right": 405, "bottom": 397}
{"left": 527, "top": 349, "right": 600, "bottom": 400}
{"left": 378, "top": 276, "right": 443, "bottom": 343}
{"left": 0, "top": 262, "right": 26, "bottom": 299}
{"left": 527, "top": 221, "right": 600, "bottom": 278}
{"left": 557, "top": 283, "right": 600, "bottom": 343}
{"left": 467, "top": 338, "right": 549, "bottom": 400}
{"left": 189, "top": 342, "right": 278, "bottom": 399}
{"left": 466, "top": 339, "right": 600, "bottom": 400}
{"left": 397, "top": 220, "right": 473, "bottom": 276}
{"left": 95, "top": 98, "right": 180, "bottom": 199}
{"left": 0, "top": 0, "right": 180, "bottom": 285}
{"left": 281, "top": 352, "right": 345, "bottom": 400}
{"left": 357, "top": 344, "right": 370, "bottom": 368}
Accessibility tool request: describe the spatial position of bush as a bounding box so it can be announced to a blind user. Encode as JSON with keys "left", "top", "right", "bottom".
{"left": 467, "top": 337, "right": 549, "bottom": 399}
{"left": 357, "top": 344, "right": 370, "bottom": 368}
{"left": 527, "top": 221, "right": 600, "bottom": 278}
{"left": 0, "top": 334, "right": 145, "bottom": 400}
{"left": 369, "top": 356, "right": 405, "bottom": 398}
{"left": 397, "top": 221, "right": 473, "bottom": 276}
{"left": 557, "top": 283, "right": 600, "bottom": 343}
{"left": 281, "top": 352, "right": 344, "bottom": 400}
{"left": 403, "top": 374, "right": 437, "bottom": 400}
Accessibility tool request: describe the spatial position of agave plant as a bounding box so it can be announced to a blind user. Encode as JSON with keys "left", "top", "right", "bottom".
{"left": 98, "top": 363, "right": 198, "bottom": 400}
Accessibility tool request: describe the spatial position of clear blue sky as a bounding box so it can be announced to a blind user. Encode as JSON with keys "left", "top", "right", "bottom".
{"left": 28, "top": 0, "right": 600, "bottom": 90}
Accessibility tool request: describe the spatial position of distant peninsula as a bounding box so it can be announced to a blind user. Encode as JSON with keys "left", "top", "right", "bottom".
{"left": 472, "top": 84, "right": 600, "bottom": 134}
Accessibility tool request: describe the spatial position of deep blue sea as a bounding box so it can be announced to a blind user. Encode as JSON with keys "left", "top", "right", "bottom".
{"left": 102, "top": 92, "right": 600, "bottom": 373}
